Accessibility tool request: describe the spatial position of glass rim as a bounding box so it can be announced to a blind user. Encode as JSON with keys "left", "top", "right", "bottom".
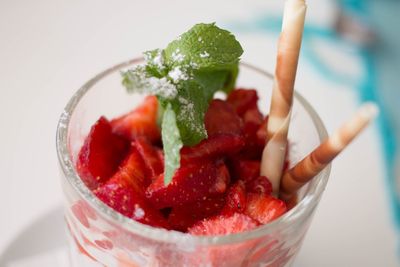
{"left": 56, "top": 58, "right": 331, "bottom": 245}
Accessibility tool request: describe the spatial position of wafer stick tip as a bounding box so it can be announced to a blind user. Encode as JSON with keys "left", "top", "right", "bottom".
{"left": 359, "top": 102, "right": 379, "bottom": 120}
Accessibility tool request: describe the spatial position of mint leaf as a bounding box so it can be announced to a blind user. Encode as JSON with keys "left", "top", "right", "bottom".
{"left": 122, "top": 67, "right": 177, "bottom": 99}
{"left": 164, "top": 23, "right": 243, "bottom": 70}
{"left": 192, "top": 69, "right": 230, "bottom": 100}
{"left": 162, "top": 103, "right": 183, "bottom": 185}
{"left": 122, "top": 23, "right": 243, "bottom": 184}
{"left": 143, "top": 49, "right": 168, "bottom": 77}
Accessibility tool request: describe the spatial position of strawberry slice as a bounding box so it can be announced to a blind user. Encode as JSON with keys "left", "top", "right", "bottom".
{"left": 94, "top": 148, "right": 169, "bottom": 228}
{"left": 180, "top": 134, "right": 245, "bottom": 164}
{"left": 188, "top": 213, "right": 259, "bottom": 236}
{"left": 227, "top": 89, "right": 259, "bottom": 116}
{"left": 76, "top": 116, "right": 130, "bottom": 190}
{"left": 245, "top": 193, "right": 287, "bottom": 224}
{"left": 222, "top": 180, "right": 247, "bottom": 215}
{"left": 146, "top": 161, "right": 230, "bottom": 209}
{"left": 230, "top": 159, "right": 260, "bottom": 183}
{"left": 95, "top": 181, "right": 169, "bottom": 228}
{"left": 132, "top": 138, "right": 163, "bottom": 181}
{"left": 256, "top": 115, "right": 269, "bottom": 146}
{"left": 168, "top": 196, "right": 226, "bottom": 232}
{"left": 246, "top": 176, "right": 273, "bottom": 196}
{"left": 205, "top": 99, "right": 243, "bottom": 137}
{"left": 240, "top": 108, "right": 265, "bottom": 159}
{"left": 111, "top": 96, "right": 161, "bottom": 143}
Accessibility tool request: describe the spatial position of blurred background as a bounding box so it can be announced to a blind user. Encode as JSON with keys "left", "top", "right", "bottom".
{"left": 0, "top": 0, "right": 399, "bottom": 266}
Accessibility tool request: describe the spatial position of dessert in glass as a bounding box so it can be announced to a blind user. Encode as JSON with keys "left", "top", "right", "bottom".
{"left": 57, "top": 54, "right": 330, "bottom": 266}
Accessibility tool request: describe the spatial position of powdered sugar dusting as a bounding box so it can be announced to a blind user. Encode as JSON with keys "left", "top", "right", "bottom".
{"left": 152, "top": 51, "right": 164, "bottom": 69}
{"left": 200, "top": 51, "right": 209, "bottom": 58}
{"left": 144, "top": 50, "right": 165, "bottom": 70}
{"left": 178, "top": 96, "right": 207, "bottom": 136}
{"left": 168, "top": 66, "right": 188, "bottom": 82}
{"left": 148, "top": 77, "right": 177, "bottom": 99}
{"left": 133, "top": 204, "right": 145, "bottom": 220}
{"left": 190, "top": 62, "right": 199, "bottom": 69}
{"left": 124, "top": 65, "right": 177, "bottom": 99}
{"left": 172, "top": 48, "right": 185, "bottom": 63}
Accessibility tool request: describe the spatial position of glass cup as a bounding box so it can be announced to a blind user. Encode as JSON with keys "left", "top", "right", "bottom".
{"left": 56, "top": 58, "right": 330, "bottom": 267}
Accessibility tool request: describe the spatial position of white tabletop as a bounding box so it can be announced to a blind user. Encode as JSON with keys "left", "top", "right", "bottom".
{"left": 0, "top": 0, "right": 397, "bottom": 266}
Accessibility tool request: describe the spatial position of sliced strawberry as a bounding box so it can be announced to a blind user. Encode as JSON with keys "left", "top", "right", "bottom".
{"left": 76, "top": 116, "right": 130, "bottom": 190}
{"left": 94, "top": 148, "right": 169, "bottom": 228}
{"left": 168, "top": 196, "right": 226, "bottom": 232}
{"left": 146, "top": 161, "right": 230, "bottom": 209}
{"left": 95, "top": 178, "right": 138, "bottom": 218}
{"left": 111, "top": 96, "right": 160, "bottom": 143}
{"left": 205, "top": 99, "right": 243, "bottom": 136}
{"left": 132, "top": 137, "right": 163, "bottom": 181}
{"left": 240, "top": 108, "right": 265, "bottom": 159}
{"left": 180, "top": 134, "right": 245, "bottom": 164}
{"left": 230, "top": 159, "right": 260, "bottom": 183}
{"left": 246, "top": 176, "right": 273, "bottom": 196}
{"left": 113, "top": 147, "right": 150, "bottom": 191}
{"left": 256, "top": 115, "right": 269, "bottom": 146}
{"left": 245, "top": 193, "right": 287, "bottom": 224}
{"left": 222, "top": 180, "right": 247, "bottom": 215}
{"left": 211, "top": 162, "right": 231, "bottom": 194}
{"left": 95, "top": 181, "right": 169, "bottom": 228}
{"left": 188, "top": 213, "right": 259, "bottom": 236}
{"left": 227, "top": 89, "right": 259, "bottom": 116}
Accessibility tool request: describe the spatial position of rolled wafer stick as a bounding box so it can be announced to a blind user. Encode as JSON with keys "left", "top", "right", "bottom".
{"left": 279, "top": 103, "right": 379, "bottom": 202}
{"left": 261, "top": 0, "right": 307, "bottom": 195}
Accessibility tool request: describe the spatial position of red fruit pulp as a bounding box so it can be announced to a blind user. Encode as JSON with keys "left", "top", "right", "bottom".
{"left": 205, "top": 99, "right": 243, "bottom": 136}
{"left": 111, "top": 95, "right": 161, "bottom": 143}
{"left": 188, "top": 213, "right": 259, "bottom": 236}
{"left": 245, "top": 193, "right": 287, "bottom": 224}
{"left": 94, "top": 148, "right": 169, "bottom": 228}
{"left": 76, "top": 116, "right": 130, "bottom": 190}
{"left": 76, "top": 88, "right": 290, "bottom": 233}
{"left": 227, "top": 88, "right": 259, "bottom": 116}
{"left": 145, "top": 161, "right": 229, "bottom": 209}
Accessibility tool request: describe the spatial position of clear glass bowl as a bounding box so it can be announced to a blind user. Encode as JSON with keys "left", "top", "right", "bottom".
{"left": 56, "top": 58, "right": 330, "bottom": 267}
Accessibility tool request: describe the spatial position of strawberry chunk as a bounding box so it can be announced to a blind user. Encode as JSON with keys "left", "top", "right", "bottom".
{"left": 256, "top": 115, "right": 269, "bottom": 146}
{"left": 95, "top": 179, "right": 139, "bottom": 218}
{"left": 95, "top": 181, "right": 169, "bottom": 228}
{"left": 188, "top": 213, "right": 259, "bottom": 236}
{"left": 222, "top": 180, "right": 247, "bottom": 215}
{"left": 113, "top": 147, "right": 151, "bottom": 191}
{"left": 227, "top": 89, "right": 259, "bottom": 116}
{"left": 181, "top": 134, "right": 245, "bottom": 164}
{"left": 146, "top": 161, "right": 230, "bottom": 209}
{"left": 76, "top": 117, "right": 130, "bottom": 190}
{"left": 132, "top": 138, "right": 164, "bottom": 181}
{"left": 246, "top": 176, "right": 273, "bottom": 196}
{"left": 240, "top": 108, "right": 264, "bottom": 159}
{"left": 94, "top": 148, "right": 169, "bottom": 228}
{"left": 212, "top": 162, "right": 231, "bottom": 194}
{"left": 230, "top": 159, "right": 260, "bottom": 183}
{"left": 245, "top": 194, "right": 287, "bottom": 224}
{"left": 168, "top": 196, "right": 226, "bottom": 232}
{"left": 111, "top": 96, "right": 160, "bottom": 143}
{"left": 205, "top": 99, "right": 243, "bottom": 136}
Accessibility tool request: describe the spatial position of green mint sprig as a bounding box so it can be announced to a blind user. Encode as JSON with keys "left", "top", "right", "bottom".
{"left": 122, "top": 23, "right": 243, "bottom": 184}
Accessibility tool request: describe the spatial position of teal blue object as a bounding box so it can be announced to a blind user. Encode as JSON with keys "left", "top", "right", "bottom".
{"left": 339, "top": 0, "right": 400, "bottom": 230}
